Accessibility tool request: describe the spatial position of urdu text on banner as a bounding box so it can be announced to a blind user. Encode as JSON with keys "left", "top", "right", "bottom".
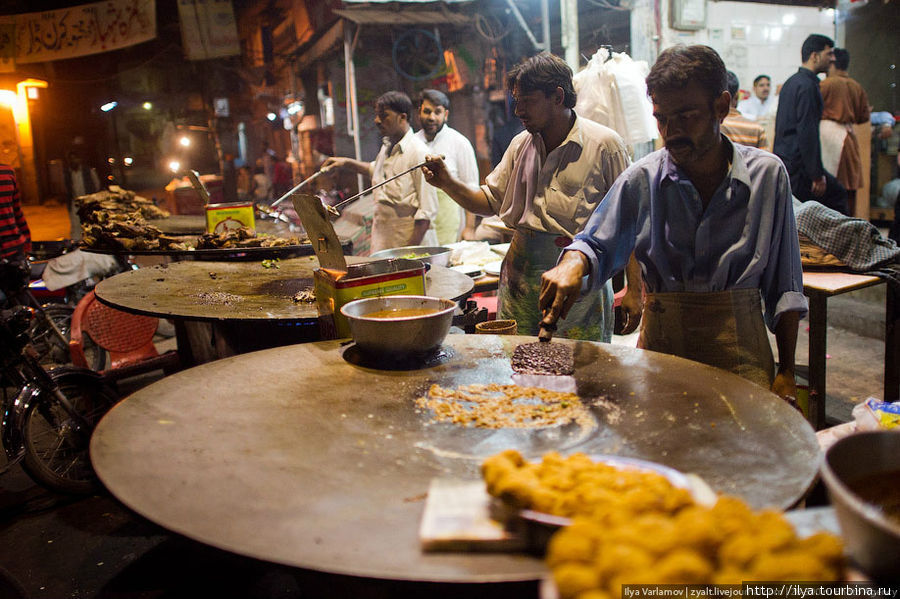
{"left": 0, "top": 0, "right": 156, "bottom": 71}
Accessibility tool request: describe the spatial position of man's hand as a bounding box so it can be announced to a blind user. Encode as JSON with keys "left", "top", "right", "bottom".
{"left": 320, "top": 157, "right": 348, "bottom": 171}
{"left": 539, "top": 251, "right": 589, "bottom": 329}
{"left": 619, "top": 285, "right": 643, "bottom": 334}
{"left": 771, "top": 367, "right": 800, "bottom": 411}
{"left": 421, "top": 154, "right": 451, "bottom": 190}
{"left": 811, "top": 176, "right": 826, "bottom": 197}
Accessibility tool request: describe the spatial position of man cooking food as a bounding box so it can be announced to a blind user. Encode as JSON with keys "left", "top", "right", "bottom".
{"left": 323, "top": 91, "right": 439, "bottom": 253}
{"left": 539, "top": 44, "right": 808, "bottom": 401}
{"left": 423, "top": 52, "right": 640, "bottom": 341}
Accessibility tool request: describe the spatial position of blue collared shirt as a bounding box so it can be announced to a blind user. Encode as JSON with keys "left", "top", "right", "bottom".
{"left": 567, "top": 138, "right": 808, "bottom": 331}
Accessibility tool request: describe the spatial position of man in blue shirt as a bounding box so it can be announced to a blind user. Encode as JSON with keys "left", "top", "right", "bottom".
{"left": 774, "top": 34, "right": 849, "bottom": 215}
{"left": 540, "top": 45, "right": 808, "bottom": 402}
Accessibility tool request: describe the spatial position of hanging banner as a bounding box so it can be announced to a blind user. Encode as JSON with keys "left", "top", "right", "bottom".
{"left": 0, "top": 0, "right": 156, "bottom": 67}
{"left": 177, "top": 0, "right": 240, "bottom": 61}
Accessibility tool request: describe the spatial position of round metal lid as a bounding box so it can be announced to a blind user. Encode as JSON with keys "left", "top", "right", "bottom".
{"left": 94, "top": 257, "right": 474, "bottom": 322}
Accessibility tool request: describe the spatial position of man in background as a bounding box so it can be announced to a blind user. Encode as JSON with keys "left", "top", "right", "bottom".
{"left": 324, "top": 91, "right": 438, "bottom": 252}
{"left": 722, "top": 71, "right": 768, "bottom": 149}
{"left": 737, "top": 74, "right": 777, "bottom": 121}
{"left": 64, "top": 150, "right": 101, "bottom": 240}
{"left": 820, "top": 47, "right": 871, "bottom": 215}
{"left": 774, "top": 34, "right": 848, "bottom": 215}
{"left": 424, "top": 52, "right": 638, "bottom": 341}
{"left": 414, "top": 89, "right": 480, "bottom": 244}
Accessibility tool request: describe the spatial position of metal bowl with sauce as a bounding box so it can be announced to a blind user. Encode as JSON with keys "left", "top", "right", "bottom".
{"left": 340, "top": 295, "right": 456, "bottom": 355}
{"left": 820, "top": 430, "right": 900, "bottom": 582}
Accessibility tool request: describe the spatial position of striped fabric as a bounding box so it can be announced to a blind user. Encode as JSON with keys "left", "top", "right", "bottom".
{"left": 0, "top": 165, "right": 31, "bottom": 260}
{"left": 721, "top": 108, "right": 768, "bottom": 149}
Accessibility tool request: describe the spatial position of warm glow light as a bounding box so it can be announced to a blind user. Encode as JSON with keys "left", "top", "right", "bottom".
{"left": 108, "top": 157, "right": 116, "bottom": 165}
{"left": 100, "top": 101, "right": 118, "bottom": 112}
{"left": 142, "top": 102, "right": 152, "bottom": 110}
{"left": 26, "top": 87, "right": 39, "bottom": 100}
{"left": 179, "top": 136, "right": 191, "bottom": 147}
{"left": 0, "top": 90, "right": 16, "bottom": 107}
{"left": 123, "top": 157, "right": 134, "bottom": 166}
{"left": 168, "top": 160, "right": 181, "bottom": 173}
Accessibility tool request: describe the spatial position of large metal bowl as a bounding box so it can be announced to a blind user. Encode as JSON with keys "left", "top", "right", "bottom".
{"left": 820, "top": 430, "right": 900, "bottom": 582}
{"left": 369, "top": 246, "right": 451, "bottom": 268}
{"left": 340, "top": 295, "right": 456, "bottom": 355}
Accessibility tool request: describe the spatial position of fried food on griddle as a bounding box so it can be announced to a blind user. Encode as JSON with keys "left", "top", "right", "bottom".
{"left": 480, "top": 449, "right": 845, "bottom": 595}
{"left": 78, "top": 187, "right": 185, "bottom": 251}
{"left": 195, "top": 226, "right": 300, "bottom": 249}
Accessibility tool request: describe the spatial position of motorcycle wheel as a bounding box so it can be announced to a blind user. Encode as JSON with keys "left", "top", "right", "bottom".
{"left": 31, "top": 303, "right": 107, "bottom": 370}
{"left": 21, "top": 370, "right": 118, "bottom": 494}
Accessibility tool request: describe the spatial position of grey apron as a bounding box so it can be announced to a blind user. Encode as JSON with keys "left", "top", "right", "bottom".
{"left": 638, "top": 288, "right": 775, "bottom": 389}
{"left": 498, "top": 227, "right": 614, "bottom": 341}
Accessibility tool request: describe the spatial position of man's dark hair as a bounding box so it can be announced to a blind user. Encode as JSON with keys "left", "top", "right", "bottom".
{"left": 833, "top": 48, "right": 850, "bottom": 71}
{"left": 375, "top": 91, "right": 413, "bottom": 119}
{"left": 801, "top": 34, "right": 834, "bottom": 62}
{"left": 646, "top": 45, "right": 727, "bottom": 103}
{"left": 506, "top": 52, "right": 576, "bottom": 109}
{"left": 752, "top": 74, "right": 770, "bottom": 86}
{"left": 726, "top": 70, "right": 740, "bottom": 98}
{"left": 419, "top": 89, "right": 449, "bottom": 110}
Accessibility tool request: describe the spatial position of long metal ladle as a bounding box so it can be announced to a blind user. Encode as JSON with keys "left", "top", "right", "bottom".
{"left": 322, "top": 155, "right": 443, "bottom": 218}
{"left": 271, "top": 169, "right": 329, "bottom": 208}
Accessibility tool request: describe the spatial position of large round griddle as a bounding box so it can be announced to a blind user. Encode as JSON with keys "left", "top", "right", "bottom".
{"left": 91, "top": 335, "right": 818, "bottom": 583}
{"left": 93, "top": 256, "right": 474, "bottom": 322}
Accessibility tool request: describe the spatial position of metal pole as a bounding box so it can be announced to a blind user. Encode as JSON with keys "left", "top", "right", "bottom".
{"left": 343, "top": 23, "right": 364, "bottom": 194}
{"left": 561, "top": 0, "right": 580, "bottom": 72}
{"left": 541, "top": 0, "right": 551, "bottom": 52}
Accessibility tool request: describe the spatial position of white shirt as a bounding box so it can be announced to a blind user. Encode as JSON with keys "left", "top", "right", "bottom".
{"left": 482, "top": 115, "right": 629, "bottom": 237}
{"left": 369, "top": 127, "right": 438, "bottom": 224}
{"left": 737, "top": 94, "right": 778, "bottom": 121}
{"left": 415, "top": 125, "right": 479, "bottom": 189}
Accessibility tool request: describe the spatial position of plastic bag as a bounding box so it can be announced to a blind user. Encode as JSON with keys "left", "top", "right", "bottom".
{"left": 852, "top": 397, "right": 900, "bottom": 431}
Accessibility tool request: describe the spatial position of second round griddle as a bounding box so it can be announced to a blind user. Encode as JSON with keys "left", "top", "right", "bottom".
{"left": 93, "top": 256, "right": 475, "bottom": 322}
{"left": 91, "top": 335, "right": 818, "bottom": 584}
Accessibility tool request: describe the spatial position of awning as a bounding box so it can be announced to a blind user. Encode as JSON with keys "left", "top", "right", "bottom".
{"left": 294, "top": 19, "right": 344, "bottom": 70}
{"left": 333, "top": 5, "right": 472, "bottom": 26}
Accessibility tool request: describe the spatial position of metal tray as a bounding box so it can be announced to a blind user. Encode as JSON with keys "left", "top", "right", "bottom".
{"left": 81, "top": 239, "right": 352, "bottom": 261}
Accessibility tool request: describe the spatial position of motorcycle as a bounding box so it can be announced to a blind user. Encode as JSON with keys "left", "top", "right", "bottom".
{"left": 0, "top": 305, "right": 118, "bottom": 494}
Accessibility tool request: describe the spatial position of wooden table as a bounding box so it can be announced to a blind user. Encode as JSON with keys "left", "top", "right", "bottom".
{"left": 802, "top": 270, "right": 898, "bottom": 429}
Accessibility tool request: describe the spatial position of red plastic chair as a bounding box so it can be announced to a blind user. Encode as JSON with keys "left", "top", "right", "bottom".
{"left": 69, "top": 291, "right": 180, "bottom": 382}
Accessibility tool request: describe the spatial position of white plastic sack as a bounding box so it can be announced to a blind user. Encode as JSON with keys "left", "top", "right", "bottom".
{"left": 605, "top": 53, "right": 658, "bottom": 145}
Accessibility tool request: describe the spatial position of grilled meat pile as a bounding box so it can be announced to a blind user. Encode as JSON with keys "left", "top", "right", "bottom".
{"left": 78, "top": 187, "right": 187, "bottom": 251}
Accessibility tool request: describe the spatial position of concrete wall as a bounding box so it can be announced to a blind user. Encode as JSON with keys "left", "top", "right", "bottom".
{"left": 631, "top": 0, "right": 836, "bottom": 94}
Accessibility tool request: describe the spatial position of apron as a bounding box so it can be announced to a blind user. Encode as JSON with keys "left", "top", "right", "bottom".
{"left": 434, "top": 189, "right": 462, "bottom": 245}
{"left": 371, "top": 201, "right": 438, "bottom": 253}
{"left": 497, "top": 227, "right": 614, "bottom": 341}
{"left": 819, "top": 120, "right": 848, "bottom": 180}
{"left": 638, "top": 288, "right": 775, "bottom": 389}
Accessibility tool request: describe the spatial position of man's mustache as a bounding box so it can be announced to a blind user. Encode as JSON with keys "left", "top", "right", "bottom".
{"left": 665, "top": 138, "right": 694, "bottom": 150}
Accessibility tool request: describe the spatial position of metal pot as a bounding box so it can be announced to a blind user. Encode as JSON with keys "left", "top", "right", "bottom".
{"left": 820, "top": 430, "right": 900, "bottom": 582}
{"left": 340, "top": 295, "right": 456, "bottom": 356}
{"left": 369, "top": 246, "right": 451, "bottom": 268}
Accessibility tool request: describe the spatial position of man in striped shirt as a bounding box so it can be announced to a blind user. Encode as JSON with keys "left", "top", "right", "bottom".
{"left": 721, "top": 71, "right": 768, "bottom": 149}
{"left": 0, "top": 164, "right": 30, "bottom": 263}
